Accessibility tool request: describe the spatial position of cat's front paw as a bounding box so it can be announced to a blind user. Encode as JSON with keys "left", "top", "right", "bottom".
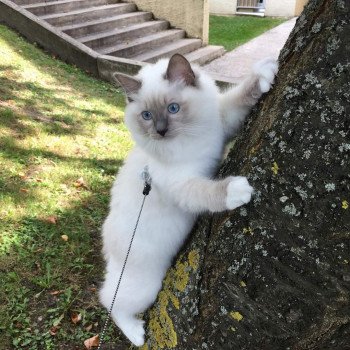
{"left": 226, "top": 176, "right": 253, "bottom": 210}
{"left": 253, "top": 57, "right": 278, "bottom": 93}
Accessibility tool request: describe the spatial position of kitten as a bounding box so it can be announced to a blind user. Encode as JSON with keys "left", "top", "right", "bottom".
{"left": 99, "top": 54, "right": 277, "bottom": 346}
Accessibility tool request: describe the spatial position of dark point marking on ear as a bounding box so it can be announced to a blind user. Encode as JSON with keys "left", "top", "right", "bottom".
{"left": 113, "top": 72, "right": 142, "bottom": 103}
{"left": 165, "top": 54, "right": 196, "bottom": 87}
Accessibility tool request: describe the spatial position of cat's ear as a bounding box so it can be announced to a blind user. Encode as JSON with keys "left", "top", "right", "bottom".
{"left": 113, "top": 72, "right": 142, "bottom": 102}
{"left": 165, "top": 54, "right": 196, "bottom": 87}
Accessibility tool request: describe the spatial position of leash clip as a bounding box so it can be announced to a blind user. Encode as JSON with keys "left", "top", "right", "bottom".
{"left": 141, "top": 166, "right": 152, "bottom": 196}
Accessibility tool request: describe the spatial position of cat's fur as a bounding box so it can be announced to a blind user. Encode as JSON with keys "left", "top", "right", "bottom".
{"left": 99, "top": 54, "right": 278, "bottom": 346}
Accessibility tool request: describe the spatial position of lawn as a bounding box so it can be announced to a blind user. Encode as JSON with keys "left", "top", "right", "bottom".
{"left": 0, "top": 25, "right": 134, "bottom": 349}
{"left": 209, "top": 15, "right": 286, "bottom": 51}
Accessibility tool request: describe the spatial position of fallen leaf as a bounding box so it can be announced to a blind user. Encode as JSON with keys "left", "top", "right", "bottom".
{"left": 88, "top": 287, "right": 97, "bottom": 292}
{"left": 44, "top": 216, "right": 57, "bottom": 224}
{"left": 84, "top": 334, "right": 99, "bottom": 349}
{"left": 74, "top": 177, "right": 87, "bottom": 188}
{"left": 85, "top": 324, "right": 93, "bottom": 332}
{"left": 20, "top": 188, "right": 29, "bottom": 193}
{"left": 49, "top": 326, "right": 58, "bottom": 336}
{"left": 14, "top": 321, "right": 23, "bottom": 329}
{"left": 71, "top": 312, "right": 82, "bottom": 324}
{"left": 61, "top": 234, "right": 69, "bottom": 242}
{"left": 49, "top": 290, "right": 63, "bottom": 296}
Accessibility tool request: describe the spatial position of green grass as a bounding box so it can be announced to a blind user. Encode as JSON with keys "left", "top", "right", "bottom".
{"left": 0, "top": 25, "right": 134, "bottom": 349}
{"left": 209, "top": 15, "right": 286, "bottom": 51}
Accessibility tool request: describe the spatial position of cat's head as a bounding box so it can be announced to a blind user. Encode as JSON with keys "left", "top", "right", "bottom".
{"left": 114, "top": 54, "right": 218, "bottom": 160}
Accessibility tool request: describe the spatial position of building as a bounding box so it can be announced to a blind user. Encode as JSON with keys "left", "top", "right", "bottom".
{"left": 210, "top": 0, "right": 309, "bottom": 17}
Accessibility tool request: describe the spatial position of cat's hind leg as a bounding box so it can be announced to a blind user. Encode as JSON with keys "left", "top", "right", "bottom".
{"left": 99, "top": 257, "right": 163, "bottom": 346}
{"left": 99, "top": 269, "right": 146, "bottom": 346}
{"left": 112, "top": 308, "right": 145, "bottom": 346}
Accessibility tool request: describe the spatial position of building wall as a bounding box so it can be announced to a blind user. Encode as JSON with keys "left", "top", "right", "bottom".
{"left": 124, "top": 0, "right": 209, "bottom": 44}
{"left": 209, "top": 0, "right": 237, "bottom": 15}
{"left": 210, "top": 0, "right": 309, "bottom": 17}
{"left": 265, "top": 0, "right": 296, "bottom": 17}
{"left": 294, "top": 0, "right": 308, "bottom": 15}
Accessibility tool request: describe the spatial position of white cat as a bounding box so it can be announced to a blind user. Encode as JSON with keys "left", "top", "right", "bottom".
{"left": 99, "top": 54, "right": 278, "bottom": 346}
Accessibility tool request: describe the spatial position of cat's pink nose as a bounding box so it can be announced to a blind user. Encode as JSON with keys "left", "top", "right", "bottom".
{"left": 157, "top": 128, "right": 168, "bottom": 137}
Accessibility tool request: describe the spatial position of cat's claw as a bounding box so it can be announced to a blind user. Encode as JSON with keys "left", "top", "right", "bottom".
{"left": 253, "top": 57, "right": 278, "bottom": 93}
{"left": 226, "top": 176, "right": 253, "bottom": 210}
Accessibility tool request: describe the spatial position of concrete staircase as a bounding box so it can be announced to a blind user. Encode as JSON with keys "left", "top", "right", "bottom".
{"left": 11, "top": 0, "right": 225, "bottom": 65}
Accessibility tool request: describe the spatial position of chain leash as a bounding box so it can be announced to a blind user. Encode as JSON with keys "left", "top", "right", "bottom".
{"left": 97, "top": 167, "right": 152, "bottom": 350}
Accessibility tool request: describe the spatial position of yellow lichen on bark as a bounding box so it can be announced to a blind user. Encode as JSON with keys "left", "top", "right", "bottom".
{"left": 188, "top": 249, "right": 200, "bottom": 271}
{"left": 146, "top": 250, "right": 201, "bottom": 348}
{"left": 230, "top": 311, "right": 243, "bottom": 321}
{"left": 271, "top": 162, "right": 279, "bottom": 175}
{"left": 148, "top": 290, "right": 178, "bottom": 349}
{"left": 174, "top": 261, "right": 190, "bottom": 292}
{"left": 243, "top": 227, "right": 253, "bottom": 235}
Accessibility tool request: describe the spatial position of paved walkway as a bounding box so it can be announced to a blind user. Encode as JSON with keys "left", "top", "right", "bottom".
{"left": 204, "top": 17, "right": 297, "bottom": 84}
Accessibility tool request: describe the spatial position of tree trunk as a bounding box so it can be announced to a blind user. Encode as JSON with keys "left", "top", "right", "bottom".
{"left": 143, "top": 0, "right": 350, "bottom": 349}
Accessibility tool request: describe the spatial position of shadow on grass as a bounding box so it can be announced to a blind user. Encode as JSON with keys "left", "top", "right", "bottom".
{"left": 0, "top": 176, "right": 132, "bottom": 349}
{"left": 0, "top": 136, "right": 123, "bottom": 210}
{"left": 0, "top": 25, "right": 126, "bottom": 137}
{"left": 0, "top": 75, "right": 97, "bottom": 137}
{"left": 0, "top": 198, "right": 121, "bottom": 349}
{"left": 0, "top": 24, "right": 132, "bottom": 349}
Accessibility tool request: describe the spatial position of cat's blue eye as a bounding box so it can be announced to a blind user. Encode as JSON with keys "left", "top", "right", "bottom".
{"left": 141, "top": 111, "right": 152, "bottom": 120}
{"left": 167, "top": 103, "right": 180, "bottom": 114}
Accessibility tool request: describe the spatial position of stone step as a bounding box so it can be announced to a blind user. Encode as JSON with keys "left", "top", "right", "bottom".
{"left": 59, "top": 11, "right": 152, "bottom": 38}
{"left": 132, "top": 38, "right": 202, "bottom": 63}
{"left": 236, "top": 11, "right": 265, "bottom": 17}
{"left": 13, "top": 0, "right": 62, "bottom": 5}
{"left": 79, "top": 20, "right": 169, "bottom": 50}
{"left": 24, "top": 0, "right": 118, "bottom": 16}
{"left": 99, "top": 29, "right": 185, "bottom": 57}
{"left": 40, "top": 2, "right": 136, "bottom": 26}
{"left": 184, "top": 45, "right": 225, "bottom": 65}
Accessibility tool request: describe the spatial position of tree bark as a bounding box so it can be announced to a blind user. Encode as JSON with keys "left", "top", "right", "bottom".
{"left": 143, "top": 1, "right": 350, "bottom": 349}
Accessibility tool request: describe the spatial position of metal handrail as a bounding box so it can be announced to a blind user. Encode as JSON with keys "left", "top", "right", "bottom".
{"left": 237, "top": 0, "right": 265, "bottom": 9}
